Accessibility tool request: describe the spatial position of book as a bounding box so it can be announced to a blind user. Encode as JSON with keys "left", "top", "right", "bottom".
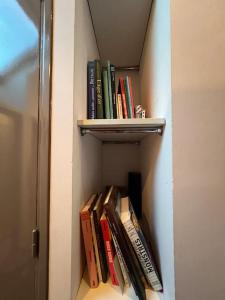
{"left": 95, "top": 60, "right": 104, "bottom": 119}
{"left": 107, "top": 61, "right": 113, "bottom": 119}
{"left": 91, "top": 192, "right": 108, "bottom": 283}
{"left": 128, "top": 76, "right": 135, "bottom": 117}
{"left": 80, "top": 194, "right": 99, "bottom": 288}
{"left": 104, "top": 196, "right": 147, "bottom": 300}
{"left": 110, "top": 64, "right": 117, "bottom": 119}
{"left": 102, "top": 68, "right": 110, "bottom": 119}
{"left": 119, "top": 77, "right": 128, "bottom": 118}
{"left": 116, "top": 94, "right": 123, "bottom": 119}
{"left": 87, "top": 61, "right": 96, "bottom": 119}
{"left": 100, "top": 187, "right": 124, "bottom": 289}
{"left": 124, "top": 77, "right": 132, "bottom": 118}
{"left": 120, "top": 197, "right": 163, "bottom": 292}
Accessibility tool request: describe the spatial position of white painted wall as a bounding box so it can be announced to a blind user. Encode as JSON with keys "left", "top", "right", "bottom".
{"left": 72, "top": 0, "right": 102, "bottom": 298}
{"left": 49, "top": 0, "right": 75, "bottom": 299}
{"left": 139, "top": 1, "right": 174, "bottom": 300}
{"left": 172, "top": 1, "right": 225, "bottom": 299}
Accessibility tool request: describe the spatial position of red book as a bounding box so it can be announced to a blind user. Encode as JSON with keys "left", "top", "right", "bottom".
{"left": 128, "top": 77, "right": 135, "bottom": 118}
{"left": 80, "top": 194, "right": 99, "bottom": 288}
{"left": 119, "top": 77, "right": 128, "bottom": 119}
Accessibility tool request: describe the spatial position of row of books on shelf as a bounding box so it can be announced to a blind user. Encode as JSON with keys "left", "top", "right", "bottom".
{"left": 80, "top": 185, "right": 163, "bottom": 300}
{"left": 87, "top": 60, "right": 146, "bottom": 120}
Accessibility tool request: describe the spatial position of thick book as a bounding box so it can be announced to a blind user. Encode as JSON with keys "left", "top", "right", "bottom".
{"left": 120, "top": 197, "right": 163, "bottom": 292}
{"left": 107, "top": 61, "right": 113, "bottom": 118}
{"left": 100, "top": 187, "right": 124, "bottom": 289}
{"left": 80, "top": 194, "right": 98, "bottom": 288}
{"left": 119, "top": 77, "right": 128, "bottom": 119}
{"left": 110, "top": 64, "right": 117, "bottom": 119}
{"left": 117, "top": 94, "right": 123, "bottom": 119}
{"left": 102, "top": 68, "right": 110, "bottom": 119}
{"left": 91, "top": 192, "right": 108, "bottom": 283}
{"left": 87, "top": 61, "right": 96, "bottom": 119}
{"left": 124, "top": 77, "right": 132, "bottom": 118}
{"left": 95, "top": 60, "right": 104, "bottom": 119}
{"left": 104, "top": 197, "right": 147, "bottom": 300}
{"left": 128, "top": 76, "right": 135, "bottom": 118}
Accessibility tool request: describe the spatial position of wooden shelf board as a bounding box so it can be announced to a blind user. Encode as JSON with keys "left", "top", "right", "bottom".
{"left": 76, "top": 270, "right": 160, "bottom": 300}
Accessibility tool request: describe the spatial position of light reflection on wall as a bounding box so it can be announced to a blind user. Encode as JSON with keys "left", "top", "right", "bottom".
{"left": 0, "top": 0, "right": 38, "bottom": 76}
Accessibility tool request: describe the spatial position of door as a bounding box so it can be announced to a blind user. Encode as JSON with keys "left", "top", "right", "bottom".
{"left": 0, "top": 1, "right": 51, "bottom": 299}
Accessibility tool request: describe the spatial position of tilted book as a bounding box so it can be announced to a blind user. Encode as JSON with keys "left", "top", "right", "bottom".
{"left": 80, "top": 194, "right": 99, "bottom": 288}
{"left": 120, "top": 197, "right": 163, "bottom": 292}
{"left": 91, "top": 192, "right": 108, "bottom": 283}
{"left": 118, "top": 77, "right": 128, "bottom": 118}
{"left": 104, "top": 190, "right": 147, "bottom": 300}
{"left": 124, "top": 77, "right": 132, "bottom": 118}
{"left": 87, "top": 61, "right": 96, "bottom": 119}
{"left": 128, "top": 76, "right": 135, "bottom": 118}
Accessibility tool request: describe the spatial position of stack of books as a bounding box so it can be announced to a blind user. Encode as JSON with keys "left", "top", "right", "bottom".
{"left": 80, "top": 186, "right": 163, "bottom": 300}
{"left": 87, "top": 60, "right": 139, "bottom": 120}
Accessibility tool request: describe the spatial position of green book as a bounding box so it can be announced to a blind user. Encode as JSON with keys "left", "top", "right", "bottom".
{"left": 103, "top": 69, "right": 110, "bottom": 119}
{"left": 124, "top": 77, "right": 132, "bottom": 118}
{"left": 107, "top": 61, "right": 113, "bottom": 119}
{"left": 95, "top": 60, "right": 104, "bottom": 119}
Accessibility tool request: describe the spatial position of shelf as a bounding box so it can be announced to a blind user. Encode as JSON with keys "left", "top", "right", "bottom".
{"left": 77, "top": 118, "right": 165, "bottom": 143}
{"left": 76, "top": 270, "right": 160, "bottom": 300}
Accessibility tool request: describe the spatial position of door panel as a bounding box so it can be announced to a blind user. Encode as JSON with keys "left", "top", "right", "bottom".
{"left": 0, "top": 1, "right": 41, "bottom": 299}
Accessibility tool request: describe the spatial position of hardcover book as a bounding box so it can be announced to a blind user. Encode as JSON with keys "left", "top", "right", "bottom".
{"left": 87, "top": 61, "right": 96, "bottom": 119}
{"left": 95, "top": 60, "right": 104, "bottom": 119}
{"left": 102, "top": 68, "right": 110, "bottom": 119}
{"left": 120, "top": 197, "right": 163, "bottom": 292}
{"left": 110, "top": 64, "right": 117, "bottom": 119}
{"left": 119, "top": 77, "right": 128, "bottom": 119}
{"left": 128, "top": 76, "right": 135, "bottom": 118}
{"left": 80, "top": 194, "right": 99, "bottom": 288}
{"left": 124, "top": 77, "right": 132, "bottom": 118}
{"left": 107, "top": 61, "right": 113, "bottom": 119}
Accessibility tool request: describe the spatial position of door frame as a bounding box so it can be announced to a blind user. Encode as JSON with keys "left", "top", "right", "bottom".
{"left": 36, "top": 0, "right": 52, "bottom": 299}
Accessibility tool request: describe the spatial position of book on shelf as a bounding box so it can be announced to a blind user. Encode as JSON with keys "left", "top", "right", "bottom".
{"left": 107, "top": 61, "right": 113, "bottom": 119}
{"left": 120, "top": 196, "right": 163, "bottom": 292}
{"left": 119, "top": 77, "right": 128, "bottom": 119}
{"left": 128, "top": 76, "right": 135, "bottom": 118}
{"left": 87, "top": 61, "right": 96, "bottom": 119}
{"left": 104, "top": 189, "right": 147, "bottom": 300}
{"left": 91, "top": 192, "right": 108, "bottom": 283}
{"left": 100, "top": 186, "right": 124, "bottom": 290}
{"left": 110, "top": 64, "right": 117, "bottom": 119}
{"left": 124, "top": 76, "right": 133, "bottom": 118}
{"left": 116, "top": 93, "right": 123, "bottom": 119}
{"left": 95, "top": 60, "right": 104, "bottom": 119}
{"left": 80, "top": 194, "right": 99, "bottom": 288}
{"left": 102, "top": 68, "right": 110, "bottom": 119}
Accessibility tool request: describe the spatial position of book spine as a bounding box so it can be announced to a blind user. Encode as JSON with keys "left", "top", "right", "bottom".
{"left": 100, "top": 217, "right": 119, "bottom": 285}
{"left": 123, "top": 219, "right": 163, "bottom": 291}
{"left": 107, "top": 61, "right": 113, "bottom": 118}
{"left": 91, "top": 213, "right": 102, "bottom": 282}
{"left": 102, "top": 69, "right": 110, "bottom": 119}
{"left": 87, "top": 61, "right": 96, "bottom": 119}
{"left": 117, "top": 94, "right": 123, "bottom": 119}
{"left": 95, "top": 60, "right": 104, "bottom": 119}
{"left": 119, "top": 78, "right": 128, "bottom": 118}
{"left": 80, "top": 211, "right": 99, "bottom": 288}
{"left": 128, "top": 76, "right": 135, "bottom": 118}
{"left": 124, "top": 77, "right": 132, "bottom": 118}
{"left": 110, "top": 64, "right": 117, "bottom": 119}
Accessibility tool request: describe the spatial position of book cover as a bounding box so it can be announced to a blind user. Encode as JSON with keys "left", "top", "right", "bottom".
{"left": 120, "top": 197, "right": 163, "bottom": 292}
{"left": 117, "top": 94, "right": 123, "bottom": 119}
{"left": 87, "top": 61, "right": 96, "bottom": 119}
{"left": 104, "top": 199, "right": 147, "bottom": 300}
{"left": 102, "top": 68, "right": 110, "bottom": 119}
{"left": 128, "top": 76, "right": 135, "bottom": 118}
{"left": 92, "top": 192, "right": 108, "bottom": 283}
{"left": 95, "top": 60, "right": 104, "bottom": 119}
{"left": 80, "top": 194, "right": 99, "bottom": 288}
{"left": 119, "top": 77, "right": 128, "bottom": 119}
{"left": 124, "top": 77, "right": 132, "bottom": 118}
{"left": 110, "top": 64, "right": 117, "bottom": 119}
{"left": 107, "top": 61, "right": 113, "bottom": 118}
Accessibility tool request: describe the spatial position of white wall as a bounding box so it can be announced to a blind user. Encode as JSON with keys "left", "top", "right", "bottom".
{"left": 140, "top": 1, "right": 174, "bottom": 299}
{"left": 172, "top": 1, "right": 225, "bottom": 299}
{"left": 49, "top": 0, "right": 75, "bottom": 299}
{"left": 72, "top": 0, "right": 102, "bottom": 298}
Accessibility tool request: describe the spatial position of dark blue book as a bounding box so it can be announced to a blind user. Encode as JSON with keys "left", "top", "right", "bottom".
{"left": 87, "top": 61, "right": 96, "bottom": 119}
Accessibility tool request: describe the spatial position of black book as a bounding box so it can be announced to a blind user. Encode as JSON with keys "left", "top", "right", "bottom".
{"left": 95, "top": 60, "right": 104, "bottom": 119}
{"left": 104, "top": 193, "right": 146, "bottom": 300}
{"left": 87, "top": 61, "right": 96, "bottom": 119}
{"left": 110, "top": 64, "right": 117, "bottom": 119}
